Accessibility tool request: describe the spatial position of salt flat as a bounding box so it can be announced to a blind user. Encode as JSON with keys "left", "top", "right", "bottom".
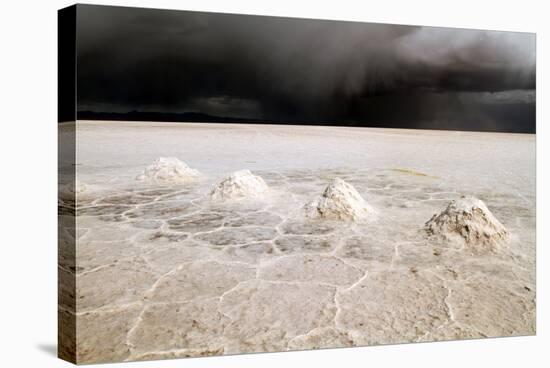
{"left": 58, "top": 121, "right": 536, "bottom": 363}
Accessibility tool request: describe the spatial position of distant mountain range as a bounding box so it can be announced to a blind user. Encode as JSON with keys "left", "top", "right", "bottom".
{"left": 77, "top": 111, "right": 265, "bottom": 124}
{"left": 75, "top": 108, "right": 535, "bottom": 133}
{"left": 75, "top": 111, "right": 377, "bottom": 129}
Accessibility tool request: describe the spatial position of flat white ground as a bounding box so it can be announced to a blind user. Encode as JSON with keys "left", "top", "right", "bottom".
{"left": 59, "top": 121, "right": 536, "bottom": 363}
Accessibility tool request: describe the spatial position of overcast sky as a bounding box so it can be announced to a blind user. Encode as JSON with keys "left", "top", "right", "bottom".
{"left": 76, "top": 4, "right": 536, "bottom": 132}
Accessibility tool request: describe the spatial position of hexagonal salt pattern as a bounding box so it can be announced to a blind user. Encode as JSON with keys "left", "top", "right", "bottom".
{"left": 66, "top": 123, "right": 535, "bottom": 363}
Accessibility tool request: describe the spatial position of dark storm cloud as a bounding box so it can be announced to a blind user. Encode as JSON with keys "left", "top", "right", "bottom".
{"left": 76, "top": 4, "right": 536, "bottom": 132}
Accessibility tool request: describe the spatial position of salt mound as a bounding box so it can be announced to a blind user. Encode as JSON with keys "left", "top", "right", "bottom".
{"left": 304, "top": 178, "right": 373, "bottom": 221}
{"left": 136, "top": 157, "right": 201, "bottom": 182}
{"left": 425, "top": 196, "right": 508, "bottom": 249}
{"left": 210, "top": 170, "right": 269, "bottom": 200}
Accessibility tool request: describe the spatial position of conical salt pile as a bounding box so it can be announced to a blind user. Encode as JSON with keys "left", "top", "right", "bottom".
{"left": 210, "top": 170, "right": 269, "bottom": 200}
{"left": 425, "top": 195, "right": 508, "bottom": 250}
{"left": 304, "top": 178, "right": 373, "bottom": 221}
{"left": 136, "top": 157, "right": 201, "bottom": 182}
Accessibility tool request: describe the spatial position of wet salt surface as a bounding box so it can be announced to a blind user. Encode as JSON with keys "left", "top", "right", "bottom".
{"left": 59, "top": 122, "right": 535, "bottom": 363}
